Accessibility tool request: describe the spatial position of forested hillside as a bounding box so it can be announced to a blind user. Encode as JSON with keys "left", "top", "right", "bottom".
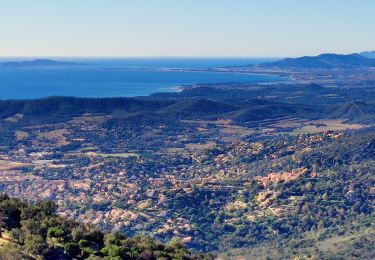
{"left": 0, "top": 194, "right": 213, "bottom": 259}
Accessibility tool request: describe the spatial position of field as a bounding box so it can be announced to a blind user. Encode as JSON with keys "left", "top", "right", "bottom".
{"left": 0, "top": 160, "right": 31, "bottom": 171}
{"left": 246, "top": 117, "right": 368, "bottom": 136}
{"left": 15, "top": 130, "right": 29, "bottom": 140}
{"left": 292, "top": 119, "right": 365, "bottom": 135}
{"left": 185, "top": 142, "right": 216, "bottom": 151}
{"left": 4, "top": 113, "right": 23, "bottom": 123}
{"left": 35, "top": 129, "right": 71, "bottom": 147}
{"left": 97, "top": 153, "right": 139, "bottom": 158}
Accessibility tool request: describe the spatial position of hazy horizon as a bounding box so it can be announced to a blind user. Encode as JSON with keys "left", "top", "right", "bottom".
{"left": 0, "top": 51, "right": 372, "bottom": 60}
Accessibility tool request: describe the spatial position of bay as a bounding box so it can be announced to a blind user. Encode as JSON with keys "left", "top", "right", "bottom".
{"left": 0, "top": 58, "right": 279, "bottom": 100}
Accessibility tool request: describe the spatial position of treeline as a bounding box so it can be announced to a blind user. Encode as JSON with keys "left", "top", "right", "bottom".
{"left": 0, "top": 194, "right": 213, "bottom": 259}
{"left": 0, "top": 97, "right": 174, "bottom": 125}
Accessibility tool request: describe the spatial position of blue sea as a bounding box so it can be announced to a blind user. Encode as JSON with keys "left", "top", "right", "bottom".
{"left": 0, "top": 58, "right": 279, "bottom": 100}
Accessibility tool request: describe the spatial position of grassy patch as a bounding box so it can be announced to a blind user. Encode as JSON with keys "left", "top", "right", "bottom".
{"left": 98, "top": 153, "right": 139, "bottom": 158}
{"left": 0, "top": 160, "right": 32, "bottom": 171}
{"left": 14, "top": 131, "right": 29, "bottom": 140}
{"left": 79, "top": 147, "right": 99, "bottom": 152}
{"left": 292, "top": 120, "right": 364, "bottom": 135}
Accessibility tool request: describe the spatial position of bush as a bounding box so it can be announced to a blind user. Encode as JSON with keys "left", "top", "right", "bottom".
{"left": 47, "top": 227, "right": 64, "bottom": 238}
{"left": 100, "top": 244, "right": 126, "bottom": 257}
{"left": 64, "top": 242, "right": 81, "bottom": 257}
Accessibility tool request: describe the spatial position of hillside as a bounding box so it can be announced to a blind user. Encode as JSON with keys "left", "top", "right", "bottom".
{"left": 359, "top": 138, "right": 375, "bottom": 160}
{"left": 330, "top": 101, "right": 375, "bottom": 124}
{"left": 0, "top": 96, "right": 328, "bottom": 125}
{"left": 0, "top": 97, "right": 174, "bottom": 124}
{"left": 221, "top": 223, "right": 375, "bottom": 259}
{"left": 258, "top": 53, "right": 375, "bottom": 69}
{"left": 0, "top": 194, "right": 213, "bottom": 259}
{"left": 158, "top": 99, "right": 236, "bottom": 118}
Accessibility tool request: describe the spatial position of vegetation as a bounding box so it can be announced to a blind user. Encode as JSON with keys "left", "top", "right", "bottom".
{"left": 0, "top": 194, "right": 213, "bottom": 259}
{"left": 1, "top": 75, "right": 375, "bottom": 258}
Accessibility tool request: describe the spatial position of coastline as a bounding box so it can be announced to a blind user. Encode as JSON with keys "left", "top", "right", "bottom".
{"left": 0, "top": 67, "right": 282, "bottom": 100}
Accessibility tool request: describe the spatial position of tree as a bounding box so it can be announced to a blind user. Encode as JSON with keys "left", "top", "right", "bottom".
{"left": 47, "top": 227, "right": 64, "bottom": 239}
{"left": 104, "top": 231, "right": 126, "bottom": 246}
{"left": 100, "top": 244, "right": 126, "bottom": 258}
{"left": 10, "top": 228, "right": 23, "bottom": 244}
{"left": 0, "top": 212, "right": 5, "bottom": 237}
{"left": 64, "top": 242, "right": 81, "bottom": 257}
{"left": 305, "top": 182, "right": 313, "bottom": 191}
{"left": 0, "top": 200, "right": 22, "bottom": 230}
{"left": 23, "top": 234, "right": 48, "bottom": 255}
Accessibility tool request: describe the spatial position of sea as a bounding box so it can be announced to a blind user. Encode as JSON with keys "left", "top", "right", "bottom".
{"left": 0, "top": 58, "right": 280, "bottom": 100}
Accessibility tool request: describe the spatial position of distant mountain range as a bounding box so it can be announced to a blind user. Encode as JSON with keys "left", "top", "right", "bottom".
{"left": 361, "top": 51, "right": 375, "bottom": 59}
{"left": 0, "top": 59, "right": 79, "bottom": 68}
{"left": 257, "top": 53, "right": 375, "bottom": 69}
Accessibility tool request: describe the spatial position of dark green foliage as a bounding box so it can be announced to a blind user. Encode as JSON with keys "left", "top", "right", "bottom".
{"left": 0, "top": 195, "right": 210, "bottom": 259}
{"left": 47, "top": 227, "right": 63, "bottom": 239}
{"left": 22, "top": 234, "right": 48, "bottom": 255}
{"left": 63, "top": 242, "right": 80, "bottom": 257}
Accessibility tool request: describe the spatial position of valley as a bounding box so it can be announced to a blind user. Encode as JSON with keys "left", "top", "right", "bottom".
{"left": 1, "top": 64, "right": 375, "bottom": 257}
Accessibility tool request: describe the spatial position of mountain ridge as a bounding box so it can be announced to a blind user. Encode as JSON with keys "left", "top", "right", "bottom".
{"left": 0, "top": 59, "right": 79, "bottom": 68}
{"left": 257, "top": 53, "right": 375, "bottom": 69}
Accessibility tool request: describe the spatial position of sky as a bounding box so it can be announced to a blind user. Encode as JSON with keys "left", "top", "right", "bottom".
{"left": 0, "top": 0, "right": 374, "bottom": 57}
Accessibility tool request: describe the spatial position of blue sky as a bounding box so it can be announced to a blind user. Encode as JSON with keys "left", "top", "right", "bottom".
{"left": 0, "top": 0, "right": 374, "bottom": 57}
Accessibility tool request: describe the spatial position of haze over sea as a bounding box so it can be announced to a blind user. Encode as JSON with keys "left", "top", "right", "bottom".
{"left": 0, "top": 58, "right": 279, "bottom": 100}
